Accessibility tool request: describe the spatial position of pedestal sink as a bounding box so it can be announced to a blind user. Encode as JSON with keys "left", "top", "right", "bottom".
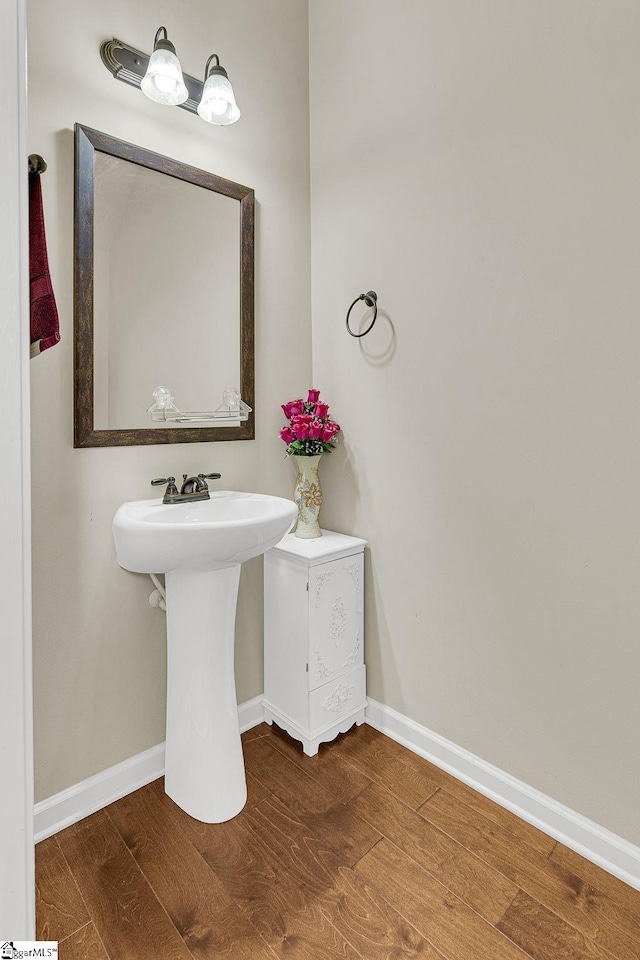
{"left": 113, "top": 491, "right": 297, "bottom": 823}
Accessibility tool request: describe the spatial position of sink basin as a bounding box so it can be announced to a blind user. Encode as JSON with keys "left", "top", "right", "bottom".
{"left": 113, "top": 490, "right": 298, "bottom": 572}
{"left": 113, "top": 490, "right": 297, "bottom": 824}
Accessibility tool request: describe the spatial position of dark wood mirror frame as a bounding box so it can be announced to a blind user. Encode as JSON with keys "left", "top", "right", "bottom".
{"left": 73, "top": 124, "right": 255, "bottom": 447}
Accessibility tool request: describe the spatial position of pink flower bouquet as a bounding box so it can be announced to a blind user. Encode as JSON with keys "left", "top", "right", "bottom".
{"left": 279, "top": 389, "right": 341, "bottom": 456}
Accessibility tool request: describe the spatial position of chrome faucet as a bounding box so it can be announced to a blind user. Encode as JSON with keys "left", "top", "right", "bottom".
{"left": 151, "top": 472, "right": 222, "bottom": 504}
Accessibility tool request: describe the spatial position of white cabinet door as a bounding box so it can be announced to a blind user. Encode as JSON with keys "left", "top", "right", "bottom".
{"left": 308, "top": 554, "right": 363, "bottom": 691}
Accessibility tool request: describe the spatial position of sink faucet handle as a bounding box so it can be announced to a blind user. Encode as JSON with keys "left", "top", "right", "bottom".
{"left": 151, "top": 476, "right": 179, "bottom": 495}
{"left": 200, "top": 473, "right": 222, "bottom": 480}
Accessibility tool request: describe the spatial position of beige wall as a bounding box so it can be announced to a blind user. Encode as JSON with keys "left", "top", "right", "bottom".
{"left": 28, "top": 0, "right": 311, "bottom": 802}
{"left": 309, "top": 0, "right": 640, "bottom": 844}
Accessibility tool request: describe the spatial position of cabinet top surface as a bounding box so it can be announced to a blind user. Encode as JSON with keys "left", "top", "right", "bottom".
{"left": 269, "top": 530, "right": 367, "bottom": 564}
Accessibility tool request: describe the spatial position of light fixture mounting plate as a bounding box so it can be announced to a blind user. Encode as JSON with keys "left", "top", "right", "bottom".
{"left": 100, "top": 38, "right": 205, "bottom": 115}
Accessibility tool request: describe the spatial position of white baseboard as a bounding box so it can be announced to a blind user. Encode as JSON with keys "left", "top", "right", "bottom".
{"left": 365, "top": 697, "right": 640, "bottom": 893}
{"left": 237, "top": 693, "right": 267, "bottom": 733}
{"left": 34, "top": 695, "right": 265, "bottom": 843}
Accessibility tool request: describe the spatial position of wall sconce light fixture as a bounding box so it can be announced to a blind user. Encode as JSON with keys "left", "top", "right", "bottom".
{"left": 101, "top": 27, "right": 241, "bottom": 125}
{"left": 197, "top": 55, "right": 241, "bottom": 125}
{"left": 140, "top": 27, "right": 188, "bottom": 106}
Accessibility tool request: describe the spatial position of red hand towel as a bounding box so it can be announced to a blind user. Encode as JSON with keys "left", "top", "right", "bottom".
{"left": 29, "top": 171, "right": 60, "bottom": 353}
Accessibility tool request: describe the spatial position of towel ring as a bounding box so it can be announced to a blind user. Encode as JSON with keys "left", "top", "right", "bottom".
{"left": 346, "top": 290, "right": 378, "bottom": 338}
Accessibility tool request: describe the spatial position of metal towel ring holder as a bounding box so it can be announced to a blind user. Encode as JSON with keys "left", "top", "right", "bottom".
{"left": 346, "top": 290, "right": 378, "bottom": 338}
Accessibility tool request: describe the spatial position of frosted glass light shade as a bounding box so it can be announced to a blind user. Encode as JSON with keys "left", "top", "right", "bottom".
{"left": 141, "top": 47, "right": 189, "bottom": 106}
{"left": 197, "top": 72, "right": 240, "bottom": 125}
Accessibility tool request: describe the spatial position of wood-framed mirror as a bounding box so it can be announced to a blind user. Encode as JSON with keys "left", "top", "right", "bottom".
{"left": 73, "top": 124, "right": 254, "bottom": 447}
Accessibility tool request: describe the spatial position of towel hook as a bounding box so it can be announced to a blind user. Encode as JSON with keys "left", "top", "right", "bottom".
{"left": 345, "top": 290, "right": 378, "bottom": 338}
{"left": 28, "top": 154, "right": 47, "bottom": 174}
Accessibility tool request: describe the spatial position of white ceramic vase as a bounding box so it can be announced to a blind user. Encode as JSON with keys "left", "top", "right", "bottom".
{"left": 293, "top": 454, "right": 323, "bottom": 539}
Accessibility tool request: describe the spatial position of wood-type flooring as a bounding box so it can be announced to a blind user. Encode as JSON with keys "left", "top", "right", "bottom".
{"left": 36, "top": 722, "right": 640, "bottom": 959}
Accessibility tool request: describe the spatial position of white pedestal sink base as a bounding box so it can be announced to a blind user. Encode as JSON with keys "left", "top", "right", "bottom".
{"left": 164, "top": 564, "right": 247, "bottom": 823}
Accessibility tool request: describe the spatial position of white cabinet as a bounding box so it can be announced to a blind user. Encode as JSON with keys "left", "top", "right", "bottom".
{"left": 264, "top": 530, "right": 367, "bottom": 755}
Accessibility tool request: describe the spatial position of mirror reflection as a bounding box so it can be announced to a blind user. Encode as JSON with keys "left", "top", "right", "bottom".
{"left": 93, "top": 153, "right": 240, "bottom": 431}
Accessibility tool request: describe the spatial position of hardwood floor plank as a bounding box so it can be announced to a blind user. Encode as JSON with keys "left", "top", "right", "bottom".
{"left": 267, "top": 723, "right": 373, "bottom": 803}
{"left": 322, "top": 725, "right": 439, "bottom": 809}
{"left": 363, "top": 726, "right": 556, "bottom": 856}
{"left": 57, "top": 810, "right": 193, "bottom": 960}
{"left": 241, "top": 722, "right": 273, "bottom": 743}
{"left": 249, "top": 792, "right": 379, "bottom": 874}
{"left": 248, "top": 795, "right": 447, "bottom": 959}
{"left": 322, "top": 860, "right": 447, "bottom": 960}
{"left": 349, "top": 782, "right": 518, "bottom": 925}
{"left": 498, "top": 890, "right": 618, "bottom": 960}
{"left": 140, "top": 781, "right": 291, "bottom": 944}
{"left": 420, "top": 789, "right": 640, "bottom": 960}
{"left": 36, "top": 836, "right": 90, "bottom": 942}
{"left": 243, "top": 735, "right": 339, "bottom": 815}
{"left": 59, "top": 922, "right": 110, "bottom": 960}
{"left": 266, "top": 908, "right": 365, "bottom": 960}
{"left": 550, "top": 843, "right": 640, "bottom": 922}
{"left": 250, "top": 791, "right": 381, "bottom": 869}
{"left": 106, "top": 784, "right": 275, "bottom": 959}
{"left": 192, "top": 814, "right": 304, "bottom": 943}
{"left": 246, "top": 770, "right": 271, "bottom": 806}
{"left": 174, "top": 791, "right": 362, "bottom": 959}
{"left": 355, "top": 839, "right": 530, "bottom": 960}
